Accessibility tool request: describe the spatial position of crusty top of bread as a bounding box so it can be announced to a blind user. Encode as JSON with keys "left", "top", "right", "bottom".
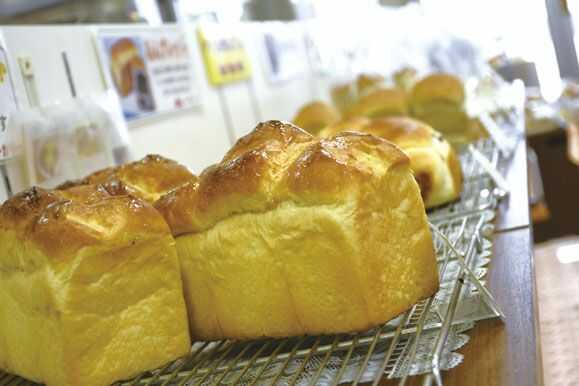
{"left": 357, "top": 116, "right": 439, "bottom": 147}
{"left": 319, "top": 116, "right": 463, "bottom": 205}
{"left": 292, "top": 101, "right": 340, "bottom": 135}
{"left": 0, "top": 185, "right": 170, "bottom": 261}
{"left": 59, "top": 154, "right": 196, "bottom": 203}
{"left": 410, "top": 73, "right": 465, "bottom": 106}
{"left": 155, "top": 120, "right": 409, "bottom": 236}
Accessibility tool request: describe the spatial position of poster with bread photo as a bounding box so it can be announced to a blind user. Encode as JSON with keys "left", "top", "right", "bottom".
{"left": 0, "top": 32, "right": 18, "bottom": 161}
{"left": 97, "top": 28, "right": 199, "bottom": 122}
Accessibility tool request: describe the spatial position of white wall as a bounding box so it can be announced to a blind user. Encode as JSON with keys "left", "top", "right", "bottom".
{"left": 0, "top": 21, "right": 319, "bottom": 185}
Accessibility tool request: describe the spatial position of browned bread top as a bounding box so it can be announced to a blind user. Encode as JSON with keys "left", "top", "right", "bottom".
{"left": 358, "top": 116, "right": 437, "bottom": 146}
{"left": 318, "top": 116, "right": 464, "bottom": 206}
{"left": 155, "top": 120, "right": 408, "bottom": 236}
{"left": 59, "top": 155, "right": 196, "bottom": 203}
{"left": 0, "top": 184, "right": 170, "bottom": 261}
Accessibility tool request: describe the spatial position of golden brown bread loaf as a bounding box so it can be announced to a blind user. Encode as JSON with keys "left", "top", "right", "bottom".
{"left": 330, "top": 82, "right": 357, "bottom": 114}
{"left": 356, "top": 73, "right": 385, "bottom": 96}
{"left": 322, "top": 116, "right": 371, "bottom": 134}
{"left": 409, "top": 73, "right": 469, "bottom": 135}
{"left": 0, "top": 185, "right": 190, "bottom": 386}
{"left": 393, "top": 67, "right": 418, "bottom": 91}
{"left": 320, "top": 117, "right": 463, "bottom": 208}
{"left": 59, "top": 154, "right": 196, "bottom": 203}
{"left": 292, "top": 101, "right": 340, "bottom": 135}
{"left": 155, "top": 120, "right": 438, "bottom": 340}
{"left": 346, "top": 88, "right": 408, "bottom": 119}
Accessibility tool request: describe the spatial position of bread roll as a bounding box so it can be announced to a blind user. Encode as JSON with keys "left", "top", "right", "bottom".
{"left": 393, "top": 67, "right": 418, "bottom": 91}
{"left": 156, "top": 120, "right": 438, "bottom": 340}
{"left": 320, "top": 116, "right": 371, "bottom": 137}
{"left": 330, "top": 82, "right": 356, "bottom": 114}
{"left": 59, "top": 154, "right": 196, "bottom": 203}
{"left": 356, "top": 73, "right": 385, "bottom": 97}
{"left": 0, "top": 185, "right": 190, "bottom": 386}
{"left": 346, "top": 88, "right": 408, "bottom": 119}
{"left": 292, "top": 101, "right": 340, "bottom": 135}
{"left": 322, "top": 117, "right": 463, "bottom": 208}
{"left": 409, "top": 73, "right": 469, "bottom": 135}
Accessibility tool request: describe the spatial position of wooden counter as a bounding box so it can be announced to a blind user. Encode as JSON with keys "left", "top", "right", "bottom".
{"left": 379, "top": 137, "right": 543, "bottom": 386}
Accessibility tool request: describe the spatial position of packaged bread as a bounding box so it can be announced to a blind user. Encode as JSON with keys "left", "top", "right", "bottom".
{"left": 155, "top": 120, "right": 438, "bottom": 340}
{"left": 292, "top": 101, "right": 340, "bottom": 135}
{"left": 409, "top": 73, "right": 469, "bottom": 135}
{"left": 345, "top": 88, "right": 408, "bottom": 119}
{"left": 321, "top": 116, "right": 463, "bottom": 208}
{"left": 58, "top": 154, "right": 196, "bottom": 203}
{"left": 0, "top": 184, "right": 190, "bottom": 386}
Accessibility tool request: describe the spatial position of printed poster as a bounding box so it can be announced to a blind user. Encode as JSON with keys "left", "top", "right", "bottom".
{"left": 97, "top": 28, "right": 199, "bottom": 121}
{"left": 197, "top": 23, "right": 252, "bottom": 86}
{"left": 0, "top": 33, "right": 18, "bottom": 161}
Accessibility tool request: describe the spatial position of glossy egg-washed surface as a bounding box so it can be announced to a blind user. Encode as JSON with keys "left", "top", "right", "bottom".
{"left": 59, "top": 154, "right": 196, "bottom": 203}
{"left": 0, "top": 185, "right": 190, "bottom": 386}
{"left": 156, "top": 120, "right": 439, "bottom": 340}
{"left": 320, "top": 116, "right": 463, "bottom": 208}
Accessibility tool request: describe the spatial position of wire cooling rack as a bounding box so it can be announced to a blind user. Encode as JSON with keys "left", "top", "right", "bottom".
{"left": 0, "top": 139, "right": 507, "bottom": 386}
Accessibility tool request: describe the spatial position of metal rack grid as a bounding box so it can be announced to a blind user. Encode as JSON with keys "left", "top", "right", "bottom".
{"left": 0, "top": 140, "right": 506, "bottom": 386}
{"left": 102, "top": 209, "right": 501, "bottom": 386}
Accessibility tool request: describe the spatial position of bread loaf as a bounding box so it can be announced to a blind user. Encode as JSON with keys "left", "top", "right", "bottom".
{"left": 0, "top": 185, "right": 190, "bottom": 386}
{"left": 330, "top": 82, "right": 357, "bottom": 114}
{"left": 292, "top": 101, "right": 340, "bottom": 135}
{"left": 409, "top": 73, "right": 469, "bottom": 135}
{"left": 346, "top": 88, "right": 408, "bottom": 119}
{"left": 320, "top": 117, "right": 463, "bottom": 208}
{"left": 59, "top": 154, "right": 196, "bottom": 203}
{"left": 155, "top": 120, "right": 438, "bottom": 340}
{"left": 356, "top": 73, "right": 385, "bottom": 97}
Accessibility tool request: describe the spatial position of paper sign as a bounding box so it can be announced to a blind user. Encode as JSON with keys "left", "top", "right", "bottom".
{"left": 197, "top": 24, "right": 252, "bottom": 86}
{"left": 97, "top": 27, "right": 199, "bottom": 121}
{"left": 0, "top": 34, "right": 18, "bottom": 160}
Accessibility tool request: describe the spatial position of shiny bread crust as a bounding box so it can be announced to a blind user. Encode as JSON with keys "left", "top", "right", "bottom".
{"left": 318, "top": 116, "right": 463, "bottom": 207}
{"left": 155, "top": 120, "right": 409, "bottom": 236}
{"left": 0, "top": 185, "right": 171, "bottom": 261}
{"left": 58, "top": 154, "right": 196, "bottom": 203}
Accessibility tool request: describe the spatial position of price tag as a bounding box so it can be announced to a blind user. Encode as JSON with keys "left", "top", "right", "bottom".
{"left": 0, "top": 35, "right": 18, "bottom": 161}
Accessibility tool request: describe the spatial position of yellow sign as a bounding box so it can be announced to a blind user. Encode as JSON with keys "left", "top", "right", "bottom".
{"left": 197, "top": 24, "right": 252, "bottom": 86}
{"left": 0, "top": 62, "right": 6, "bottom": 83}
